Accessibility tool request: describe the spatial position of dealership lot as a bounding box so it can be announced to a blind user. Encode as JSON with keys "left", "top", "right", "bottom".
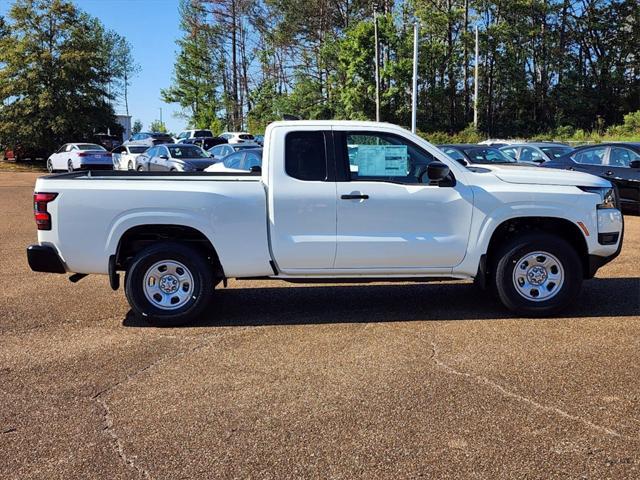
{"left": 1, "top": 172, "right": 639, "bottom": 479}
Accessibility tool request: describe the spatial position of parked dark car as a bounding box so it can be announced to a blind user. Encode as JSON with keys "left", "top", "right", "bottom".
{"left": 181, "top": 136, "right": 227, "bottom": 150}
{"left": 541, "top": 143, "right": 640, "bottom": 214}
{"left": 438, "top": 144, "right": 520, "bottom": 166}
{"left": 124, "top": 132, "right": 173, "bottom": 147}
{"left": 93, "top": 133, "right": 122, "bottom": 150}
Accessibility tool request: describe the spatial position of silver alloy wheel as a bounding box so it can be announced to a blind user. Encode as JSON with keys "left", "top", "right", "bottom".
{"left": 143, "top": 260, "right": 195, "bottom": 310}
{"left": 512, "top": 251, "right": 564, "bottom": 302}
{"left": 128, "top": 160, "right": 133, "bottom": 170}
{"left": 47, "top": 159, "right": 53, "bottom": 173}
{"left": 67, "top": 160, "right": 73, "bottom": 172}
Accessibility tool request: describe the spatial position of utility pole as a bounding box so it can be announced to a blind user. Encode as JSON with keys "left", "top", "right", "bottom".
{"left": 159, "top": 107, "right": 163, "bottom": 125}
{"left": 411, "top": 22, "right": 419, "bottom": 133}
{"left": 373, "top": 8, "right": 380, "bottom": 122}
{"left": 473, "top": 26, "right": 479, "bottom": 129}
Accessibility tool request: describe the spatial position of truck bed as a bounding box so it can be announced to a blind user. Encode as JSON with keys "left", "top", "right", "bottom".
{"left": 34, "top": 170, "right": 273, "bottom": 277}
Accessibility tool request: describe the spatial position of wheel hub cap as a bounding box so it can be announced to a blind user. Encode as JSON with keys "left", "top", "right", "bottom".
{"left": 143, "top": 260, "right": 194, "bottom": 310}
{"left": 526, "top": 265, "right": 548, "bottom": 286}
{"left": 512, "top": 251, "right": 564, "bottom": 302}
{"left": 159, "top": 274, "right": 179, "bottom": 294}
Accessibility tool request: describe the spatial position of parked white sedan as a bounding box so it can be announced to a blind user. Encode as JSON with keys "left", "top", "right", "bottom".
{"left": 218, "top": 132, "right": 259, "bottom": 145}
{"left": 47, "top": 143, "right": 113, "bottom": 172}
{"left": 111, "top": 145, "right": 149, "bottom": 171}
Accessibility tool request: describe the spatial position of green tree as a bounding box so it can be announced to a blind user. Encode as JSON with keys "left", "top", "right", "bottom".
{"left": 0, "top": 0, "right": 122, "bottom": 153}
{"left": 149, "top": 120, "right": 168, "bottom": 133}
{"left": 162, "top": 0, "right": 222, "bottom": 130}
{"left": 132, "top": 119, "right": 143, "bottom": 134}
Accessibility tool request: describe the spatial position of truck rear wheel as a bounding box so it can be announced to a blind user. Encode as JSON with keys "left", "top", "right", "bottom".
{"left": 124, "top": 242, "right": 214, "bottom": 327}
{"left": 493, "top": 233, "right": 582, "bottom": 316}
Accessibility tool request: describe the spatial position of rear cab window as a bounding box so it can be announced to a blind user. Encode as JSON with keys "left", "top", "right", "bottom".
{"left": 284, "top": 131, "right": 328, "bottom": 181}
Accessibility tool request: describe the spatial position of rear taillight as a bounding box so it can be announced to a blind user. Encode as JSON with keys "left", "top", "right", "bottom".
{"left": 34, "top": 192, "right": 58, "bottom": 230}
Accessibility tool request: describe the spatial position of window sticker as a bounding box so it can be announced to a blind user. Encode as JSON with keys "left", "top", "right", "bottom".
{"left": 354, "top": 145, "right": 408, "bottom": 176}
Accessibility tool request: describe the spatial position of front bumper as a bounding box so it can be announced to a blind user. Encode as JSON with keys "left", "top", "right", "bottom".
{"left": 26, "top": 244, "right": 66, "bottom": 273}
{"left": 586, "top": 214, "right": 624, "bottom": 278}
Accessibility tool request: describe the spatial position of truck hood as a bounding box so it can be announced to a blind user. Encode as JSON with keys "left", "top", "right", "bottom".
{"left": 480, "top": 165, "right": 610, "bottom": 188}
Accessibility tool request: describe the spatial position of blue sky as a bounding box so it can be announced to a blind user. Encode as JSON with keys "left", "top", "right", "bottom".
{"left": 1, "top": 0, "right": 186, "bottom": 134}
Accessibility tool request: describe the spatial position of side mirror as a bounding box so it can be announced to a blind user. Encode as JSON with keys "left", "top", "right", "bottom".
{"left": 534, "top": 158, "right": 545, "bottom": 164}
{"left": 419, "top": 161, "right": 450, "bottom": 183}
{"left": 630, "top": 160, "right": 640, "bottom": 169}
{"left": 455, "top": 158, "right": 468, "bottom": 167}
{"left": 249, "top": 165, "right": 262, "bottom": 173}
{"left": 159, "top": 155, "right": 168, "bottom": 160}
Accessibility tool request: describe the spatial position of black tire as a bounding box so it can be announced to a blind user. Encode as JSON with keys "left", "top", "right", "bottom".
{"left": 67, "top": 160, "right": 74, "bottom": 172}
{"left": 128, "top": 160, "right": 134, "bottom": 171}
{"left": 137, "top": 165, "right": 144, "bottom": 172}
{"left": 124, "top": 242, "right": 214, "bottom": 327}
{"left": 47, "top": 159, "right": 54, "bottom": 173}
{"left": 493, "top": 233, "right": 583, "bottom": 316}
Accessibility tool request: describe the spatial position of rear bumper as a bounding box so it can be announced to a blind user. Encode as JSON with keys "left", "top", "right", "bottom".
{"left": 27, "top": 244, "right": 66, "bottom": 273}
{"left": 79, "top": 163, "right": 113, "bottom": 171}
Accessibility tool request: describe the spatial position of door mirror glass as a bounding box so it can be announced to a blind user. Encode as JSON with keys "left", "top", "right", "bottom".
{"left": 630, "top": 160, "right": 640, "bottom": 169}
{"left": 159, "top": 155, "right": 168, "bottom": 160}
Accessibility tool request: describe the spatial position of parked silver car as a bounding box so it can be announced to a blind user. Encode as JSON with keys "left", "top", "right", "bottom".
{"left": 207, "top": 143, "right": 260, "bottom": 162}
{"left": 499, "top": 143, "right": 574, "bottom": 165}
{"left": 135, "top": 144, "right": 215, "bottom": 172}
{"left": 124, "top": 131, "right": 173, "bottom": 148}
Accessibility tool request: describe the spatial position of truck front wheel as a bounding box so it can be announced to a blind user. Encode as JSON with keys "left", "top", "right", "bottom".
{"left": 125, "top": 242, "right": 214, "bottom": 327}
{"left": 493, "top": 233, "right": 583, "bottom": 316}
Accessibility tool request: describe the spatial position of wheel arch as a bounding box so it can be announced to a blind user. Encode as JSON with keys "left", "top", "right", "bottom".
{"left": 483, "top": 216, "right": 589, "bottom": 282}
{"left": 114, "top": 224, "right": 225, "bottom": 279}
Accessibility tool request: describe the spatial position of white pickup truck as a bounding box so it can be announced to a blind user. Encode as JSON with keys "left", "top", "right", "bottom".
{"left": 28, "top": 121, "right": 624, "bottom": 326}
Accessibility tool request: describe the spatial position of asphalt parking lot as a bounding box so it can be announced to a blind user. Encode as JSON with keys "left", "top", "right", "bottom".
{"left": 1, "top": 171, "right": 639, "bottom": 479}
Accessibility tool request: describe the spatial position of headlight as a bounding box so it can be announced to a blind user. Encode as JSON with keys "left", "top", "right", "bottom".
{"left": 578, "top": 186, "right": 617, "bottom": 209}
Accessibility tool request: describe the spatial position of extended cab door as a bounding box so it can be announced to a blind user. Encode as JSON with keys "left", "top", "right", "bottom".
{"left": 333, "top": 129, "right": 473, "bottom": 270}
{"left": 268, "top": 129, "right": 338, "bottom": 272}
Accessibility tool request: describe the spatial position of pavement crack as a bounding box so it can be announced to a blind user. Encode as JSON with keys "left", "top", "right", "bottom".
{"left": 91, "top": 327, "right": 251, "bottom": 480}
{"left": 94, "top": 395, "right": 152, "bottom": 479}
{"left": 429, "top": 342, "right": 630, "bottom": 440}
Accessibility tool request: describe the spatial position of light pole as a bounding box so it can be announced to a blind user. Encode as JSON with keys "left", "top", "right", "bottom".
{"left": 373, "top": 8, "right": 380, "bottom": 122}
{"left": 473, "top": 26, "right": 479, "bottom": 129}
{"left": 411, "top": 22, "right": 419, "bottom": 133}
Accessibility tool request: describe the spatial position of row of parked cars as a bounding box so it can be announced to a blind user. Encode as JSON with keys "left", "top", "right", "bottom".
{"left": 435, "top": 141, "right": 639, "bottom": 213}
{"left": 45, "top": 130, "right": 264, "bottom": 174}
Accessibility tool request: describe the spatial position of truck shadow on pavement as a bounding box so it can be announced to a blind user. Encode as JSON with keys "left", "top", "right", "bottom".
{"left": 123, "top": 276, "right": 640, "bottom": 328}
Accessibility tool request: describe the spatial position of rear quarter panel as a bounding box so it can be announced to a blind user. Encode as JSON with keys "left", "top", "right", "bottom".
{"left": 35, "top": 176, "right": 272, "bottom": 277}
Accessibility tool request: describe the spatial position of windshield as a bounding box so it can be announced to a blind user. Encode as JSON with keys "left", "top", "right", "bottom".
{"left": 128, "top": 146, "right": 148, "bottom": 154}
{"left": 239, "top": 134, "right": 254, "bottom": 140}
{"left": 168, "top": 145, "right": 208, "bottom": 158}
{"left": 77, "top": 144, "right": 106, "bottom": 151}
{"left": 194, "top": 130, "right": 212, "bottom": 137}
{"left": 463, "top": 147, "right": 516, "bottom": 164}
{"left": 540, "top": 146, "right": 573, "bottom": 158}
{"left": 151, "top": 133, "right": 172, "bottom": 139}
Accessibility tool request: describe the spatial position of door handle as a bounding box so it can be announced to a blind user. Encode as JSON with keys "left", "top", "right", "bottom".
{"left": 341, "top": 194, "right": 369, "bottom": 200}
